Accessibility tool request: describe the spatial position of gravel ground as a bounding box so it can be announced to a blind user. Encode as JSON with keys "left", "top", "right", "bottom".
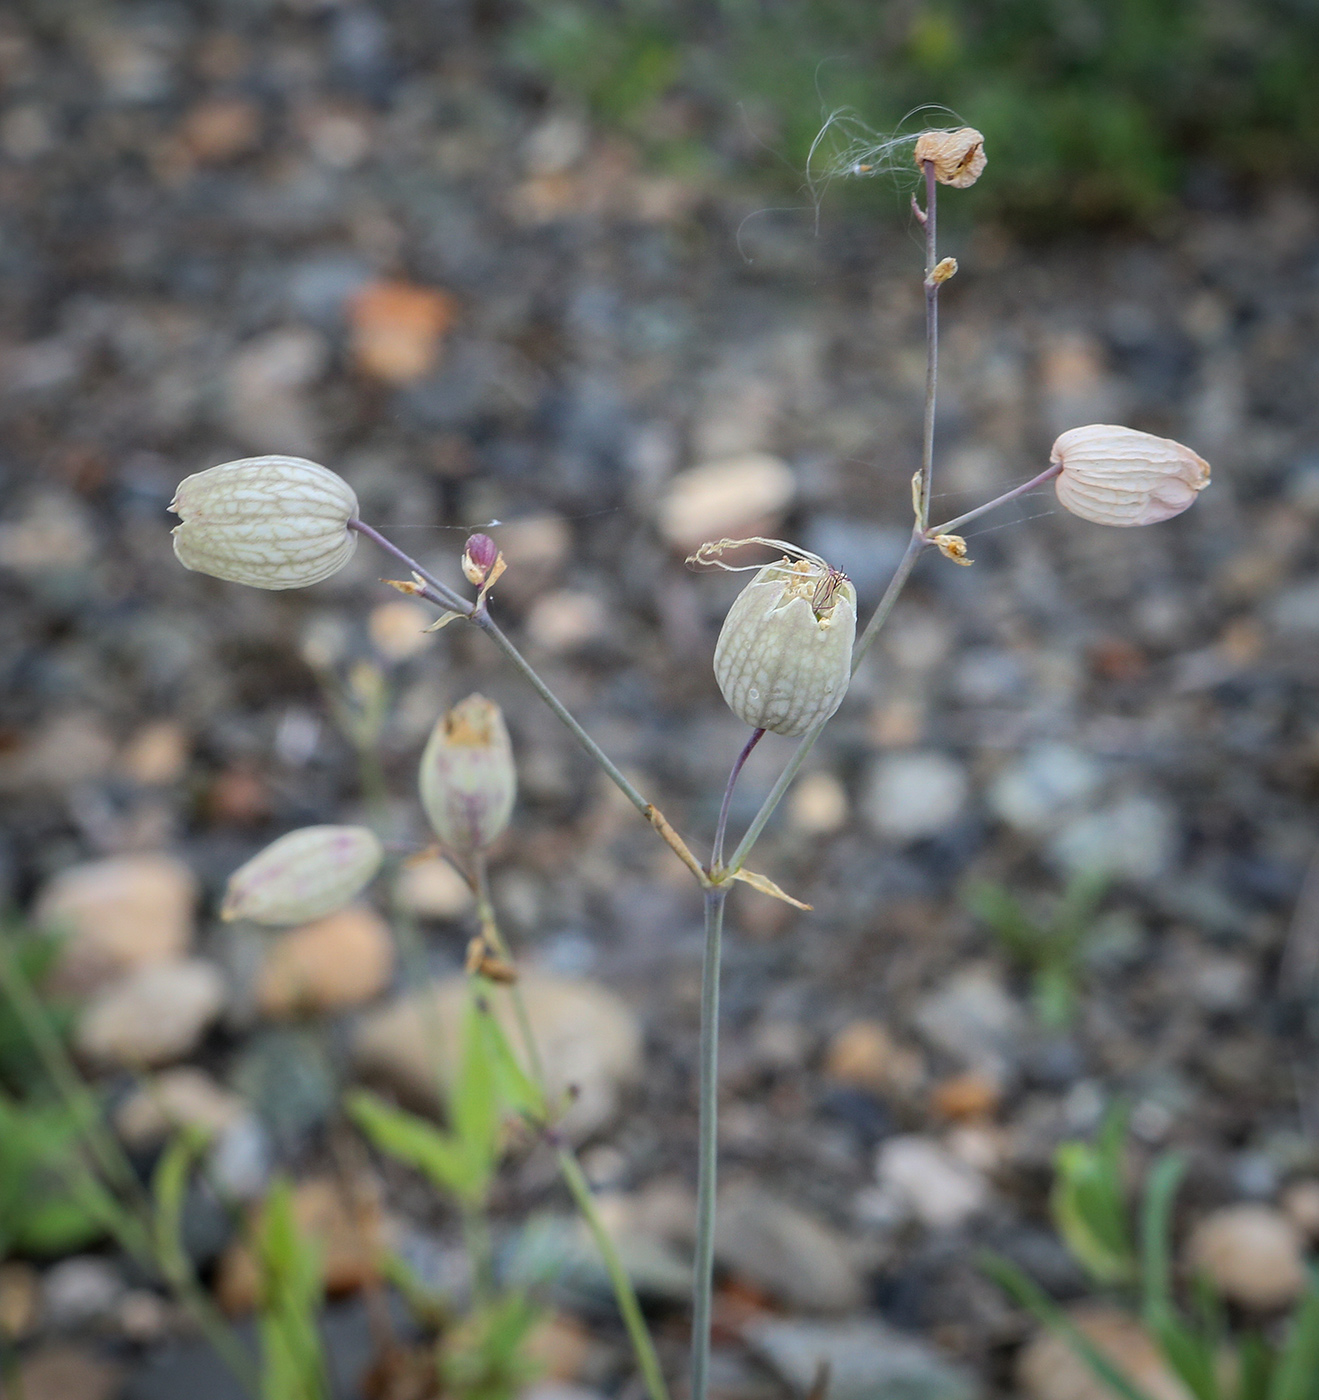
{"left": 4, "top": 3, "right": 1319, "bottom": 1398}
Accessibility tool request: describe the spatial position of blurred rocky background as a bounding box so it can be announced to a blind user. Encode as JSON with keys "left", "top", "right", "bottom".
{"left": 3, "top": 1, "right": 1319, "bottom": 1398}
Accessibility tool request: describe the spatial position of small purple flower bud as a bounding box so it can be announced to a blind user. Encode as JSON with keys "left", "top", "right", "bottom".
{"left": 462, "top": 533, "right": 499, "bottom": 586}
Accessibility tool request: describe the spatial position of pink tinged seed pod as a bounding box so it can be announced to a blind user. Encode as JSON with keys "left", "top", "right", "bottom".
{"left": 221, "top": 825, "right": 384, "bottom": 926}
{"left": 419, "top": 694, "right": 516, "bottom": 853}
{"left": 713, "top": 555, "right": 857, "bottom": 738}
{"left": 170, "top": 455, "right": 359, "bottom": 589}
{"left": 1051, "top": 425, "right": 1211, "bottom": 527}
{"left": 913, "top": 128, "right": 987, "bottom": 188}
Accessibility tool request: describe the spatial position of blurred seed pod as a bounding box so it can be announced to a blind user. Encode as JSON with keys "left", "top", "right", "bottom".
{"left": 913, "top": 128, "right": 987, "bottom": 188}
{"left": 1051, "top": 424, "right": 1211, "bottom": 527}
{"left": 170, "top": 455, "right": 359, "bottom": 589}
{"left": 222, "top": 825, "right": 383, "bottom": 925}
{"left": 419, "top": 694, "right": 516, "bottom": 853}
{"left": 710, "top": 546, "right": 856, "bottom": 738}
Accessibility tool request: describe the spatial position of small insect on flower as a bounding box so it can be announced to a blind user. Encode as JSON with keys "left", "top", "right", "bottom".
{"left": 222, "top": 825, "right": 383, "bottom": 926}
{"left": 913, "top": 128, "right": 987, "bottom": 189}
{"left": 1051, "top": 425, "right": 1211, "bottom": 527}
{"left": 170, "top": 455, "right": 359, "bottom": 589}
{"left": 696, "top": 538, "right": 857, "bottom": 739}
{"left": 419, "top": 694, "right": 516, "bottom": 854}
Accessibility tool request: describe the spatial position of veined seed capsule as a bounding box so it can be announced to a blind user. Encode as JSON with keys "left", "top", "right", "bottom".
{"left": 419, "top": 694, "right": 516, "bottom": 853}
{"left": 713, "top": 551, "right": 857, "bottom": 738}
{"left": 221, "top": 825, "right": 383, "bottom": 926}
{"left": 170, "top": 455, "right": 359, "bottom": 589}
{"left": 1051, "top": 424, "right": 1210, "bottom": 527}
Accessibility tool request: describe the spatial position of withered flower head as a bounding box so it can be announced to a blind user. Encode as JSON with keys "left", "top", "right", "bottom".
{"left": 1051, "top": 424, "right": 1210, "bottom": 527}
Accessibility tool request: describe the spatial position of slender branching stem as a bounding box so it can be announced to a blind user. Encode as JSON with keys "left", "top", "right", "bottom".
{"left": 711, "top": 729, "right": 765, "bottom": 874}
{"left": 470, "top": 611, "right": 652, "bottom": 818}
{"left": 917, "top": 160, "right": 939, "bottom": 532}
{"left": 347, "top": 519, "right": 472, "bottom": 615}
{"left": 852, "top": 528, "right": 928, "bottom": 672}
{"left": 690, "top": 887, "right": 727, "bottom": 1400}
{"left": 928, "top": 463, "right": 1063, "bottom": 536}
{"left": 472, "top": 853, "right": 545, "bottom": 1090}
{"left": 348, "top": 520, "right": 655, "bottom": 822}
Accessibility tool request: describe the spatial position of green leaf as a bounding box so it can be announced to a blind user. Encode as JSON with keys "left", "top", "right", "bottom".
{"left": 1140, "top": 1153, "right": 1186, "bottom": 1327}
{"left": 1270, "top": 1274, "right": 1319, "bottom": 1400}
{"left": 1051, "top": 1105, "right": 1136, "bottom": 1286}
{"left": 472, "top": 1001, "right": 545, "bottom": 1124}
{"left": 346, "top": 1088, "right": 482, "bottom": 1204}
{"left": 451, "top": 997, "right": 501, "bottom": 1185}
{"left": 256, "top": 1179, "right": 329, "bottom": 1400}
{"left": 1237, "top": 1334, "right": 1274, "bottom": 1400}
{"left": 979, "top": 1251, "right": 1159, "bottom": 1400}
{"left": 152, "top": 1129, "right": 207, "bottom": 1270}
{"left": 440, "top": 1290, "right": 543, "bottom": 1400}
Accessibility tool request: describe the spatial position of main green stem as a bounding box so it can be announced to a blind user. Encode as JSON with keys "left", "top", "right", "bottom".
{"left": 690, "top": 888, "right": 726, "bottom": 1400}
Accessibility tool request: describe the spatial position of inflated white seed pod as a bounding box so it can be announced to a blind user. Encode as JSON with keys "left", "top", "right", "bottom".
{"left": 170, "top": 455, "right": 359, "bottom": 589}
{"left": 1051, "top": 425, "right": 1210, "bottom": 527}
{"left": 913, "top": 128, "right": 987, "bottom": 188}
{"left": 419, "top": 694, "right": 516, "bottom": 853}
{"left": 713, "top": 554, "right": 857, "bottom": 738}
{"left": 221, "top": 825, "right": 383, "bottom": 926}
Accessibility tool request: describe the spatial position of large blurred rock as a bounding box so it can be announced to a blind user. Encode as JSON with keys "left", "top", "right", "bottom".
{"left": 35, "top": 853, "right": 196, "bottom": 992}
{"left": 746, "top": 1317, "right": 979, "bottom": 1400}
{"left": 76, "top": 960, "right": 225, "bottom": 1067}
{"left": 875, "top": 1136, "right": 990, "bottom": 1231}
{"left": 353, "top": 974, "right": 642, "bottom": 1143}
{"left": 1184, "top": 1205, "right": 1306, "bottom": 1310}
{"left": 256, "top": 904, "right": 394, "bottom": 1017}
{"left": 714, "top": 1184, "right": 863, "bottom": 1313}
{"left": 1017, "top": 1305, "right": 1192, "bottom": 1400}
{"left": 862, "top": 751, "right": 969, "bottom": 842}
{"left": 114, "top": 1067, "right": 245, "bottom": 1147}
{"left": 657, "top": 453, "right": 795, "bottom": 553}
{"left": 1050, "top": 793, "right": 1176, "bottom": 882}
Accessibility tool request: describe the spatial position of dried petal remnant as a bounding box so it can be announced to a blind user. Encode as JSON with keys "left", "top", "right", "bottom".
{"left": 171, "top": 455, "right": 359, "bottom": 589}
{"left": 713, "top": 553, "right": 857, "bottom": 738}
{"left": 913, "top": 128, "right": 986, "bottom": 188}
{"left": 419, "top": 694, "right": 516, "bottom": 853}
{"left": 222, "top": 825, "right": 383, "bottom": 926}
{"left": 1052, "top": 425, "right": 1210, "bottom": 527}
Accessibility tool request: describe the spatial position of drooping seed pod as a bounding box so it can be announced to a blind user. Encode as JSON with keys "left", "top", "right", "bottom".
{"left": 913, "top": 128, "right": 987, "bottom": 188}
{"left": 1051, "top": 425, "right": 1211, "bottom": 527}
{"left": 221, "top": 825, "right": 383, "bottom": 926}
{"left": 709, "top": 544, "right": 857, "bottom": 738}
{"left": 170, "top": 455, "right": 359, "bottom": 589}
{"left": 419, "top": 694, "right": 516, "bottom": 853}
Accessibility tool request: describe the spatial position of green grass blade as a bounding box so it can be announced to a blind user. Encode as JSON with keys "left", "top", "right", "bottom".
{"left": 1269, "top": 1274, "right": 1319, "bottom": 1400}
{"left": 980, "top": 1251, "right": 1159, "bottom": 1400}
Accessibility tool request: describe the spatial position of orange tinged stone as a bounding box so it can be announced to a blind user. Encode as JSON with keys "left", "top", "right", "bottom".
{"left": 931, "top": 1071, "right": 1001, "bottom": 1122}
{"left": 181, "top": 97, "right": 261, "bottom": 163}
{"left": 349, "top": 281, "right": 455, "bottom": 384}
{"left": 256, "top": 904, "right": 394, "bottom": 1017}
{"left": 824, "top": 1020, "right": 924, "bottom": 1097}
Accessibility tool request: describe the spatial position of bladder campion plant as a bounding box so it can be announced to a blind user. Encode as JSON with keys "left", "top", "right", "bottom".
{"left": 169, "top": 126, "right": 1212, "bottom": 1400}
